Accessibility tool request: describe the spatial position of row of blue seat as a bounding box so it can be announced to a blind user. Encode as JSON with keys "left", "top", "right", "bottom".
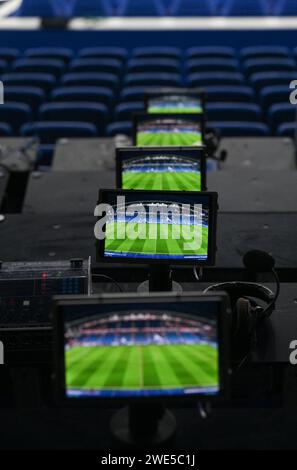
{"left": 1, "top": 46, "right": 297, "bottom": 62}
{"left": 16, "top": 0, "right": 297, "bottom": 17}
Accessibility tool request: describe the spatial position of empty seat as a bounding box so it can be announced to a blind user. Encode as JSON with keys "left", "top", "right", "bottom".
{"left": 206, "top": 103, "right": 262, "bottom": 121}
{"left": 260, "top": 85, "right": 290, "bottom": 110}
{"left": 0, "top": 123, "right": 12, "bottom": 136}
{"left": 123, "top": 0, "right": 159, "bottom": 16}
{"left": 226, "top": 0, "right": 265, "bottom": 16}
{"left": 73, "top": 0, "right": 106, "bottom": 16}
{"left": 51, "top": 86, "right": 114, "bottom": 107}
{"left": 106, "top": 121, "right": 132, "bottom": 137}
{"left": 127, "top": 58, "right": 180, "bottom": 74}
{"left": 250, "top": 72, "right": 297, "bottom": 92}
{"left": 120, "top": 86, "right": 158, "bottom": 102}
{"left": 243, "top": 58, "right": 295, "bottom": 76}
{"left": 24, "top": 47, "right": 74, "bottom": 63}
{"left": 209, "top": 121, "right": 270, "bottom": 136}
{"left": 124, "top": 73, "right": 180, "bottom": 87}
{"left": 0, "top": 48, "right": 20, "bottom": 62}
{"left": 268, "top": 103, "right": 296, "bottom": 131}
{"left": 205, "top": 86, "right": 255, "bottom": 103}
{"left": 114, "top": 102, "right": 145, "bottom": 120}
{"left": 132, "top": 47, "right": 182, "bottom": 60}
{"left": 61, "top": 72, "right": 119, "bottom": 91}
{"left": 38, "top": 102, "right": 108, "bottom": 134}
{"left": 69, "top": 58, "right": 122, "bottom": 75}
{"left": 4, "top": 86, "right": 46, "bottom": 110}
{"left": 186, "top": 46, "right": 235, "bottom": 60}
{"left": 175, "top": 0, "right": 211, "bottom": 15}
{"left": 78, "top": 47, "right": 128, "bottom": 63}
{"left": 186, "top": 58, "right": 239, "bottom": 74}
{"left": 276, "top": 122, "right": 296, "bottom": 137}
{"left": 2, "top": 73, "right": 56, "bottom": 93}
{"left": 0, "top": 60, "right": 7, "bottom": 75}
{"left": 241, "top": 46, "right": 290, "bottom": 60}
{"left": 21, "top": 121, "right": 98, "bottom": 144}
{"left": 188, "top": 72, "right": 245, "bottom": 87}
{"left": 0, "top": 103, "right": 32, "bottom": 133}
{"left": 12, "top": 59, "right": 65, "bottom": 77}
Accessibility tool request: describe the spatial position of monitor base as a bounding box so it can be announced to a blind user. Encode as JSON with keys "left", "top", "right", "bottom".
{"left": 110, "top": 405, "right": 177, "bottom": 448}
{"left": 137, "top": 280, "right": 182, "bottom": 293}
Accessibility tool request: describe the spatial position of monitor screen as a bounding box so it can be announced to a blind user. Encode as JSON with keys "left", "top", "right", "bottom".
{"left": 116, "top": 147, "right": 206, "bottom": 192}
{"left": 95, "top": 189, "right": 217, "bottom": 264}
{"left": 133, "top": 113, "right": 204, "bottom": 147}
{"left": 145, "top": 87, "right": 205, "bottom": 115}
{"left": 54, "top": 292, "right": 229, "bottom": 401}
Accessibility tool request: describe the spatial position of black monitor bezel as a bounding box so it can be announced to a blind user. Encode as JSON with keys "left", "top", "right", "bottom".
{"left": 95, "top": 188, "right": 218, "bottom": 266}
{"left": 144, "top": 87, "right": 206, "bottom": 115}
{"left": 53, "top": 291, "right": 230, "bottom": 407}
{"left": 132, "top": 111, "right": 205, "bottom": 146}
{"left": 115, "top": 146, "right": 207, "bottom": 192}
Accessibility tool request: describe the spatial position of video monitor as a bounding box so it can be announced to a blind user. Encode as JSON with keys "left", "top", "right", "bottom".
{"left": 116, "top": 146, "right": 206, "bottom": 192}
{"left": 54, "top": 292, "right": 229, "bottom": 402}
{"left": 145, "top": 88, "right": 205, "bottom": 114}
{"left": 95, "top": 189, "right": 218, "bottom": 265}
{"left": 133, "top": 113, "right": 204, "bottom": 147}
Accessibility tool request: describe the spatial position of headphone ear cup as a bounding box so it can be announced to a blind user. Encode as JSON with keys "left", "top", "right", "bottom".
{"left": 233, "top": 298, "right": 253, "bottom": 357}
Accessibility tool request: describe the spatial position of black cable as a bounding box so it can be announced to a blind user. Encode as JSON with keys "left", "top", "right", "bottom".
{"left": 92, "top": 274, "right": 123, "bottom": 292}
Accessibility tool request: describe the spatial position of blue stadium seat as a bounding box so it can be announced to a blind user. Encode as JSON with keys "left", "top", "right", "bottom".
{"left": 120, "top": 86, "right": 158, "bottom": 102}
{"left": 205, "top": 86, "right": 255, "bottom": 103}
{"left": 186, "top": 46, "right": 236, "bottom": 60}
{"left": 114, "top": 102, "right": 145, "bottom": 120}
{"left": 0, "top": 103, "right": 32, "bottom": 133}
{"left": 132, "top": 47, "right": 182, "bottom": 60}
{"left": 0, "top": 60, "right": 7, "bottom": 75}
{"left": 268, "top": 103, "right": 296, "bottom": 132}
{"left": 206, "top": 103, "right": 262, "bottom": 122}
{"left": 186, "top": 58, "right": 239, "bottom": 74}
{"left": 78, "top": 47, "right": 128, "bottom": 63}
{"left": 124, "top": 73, "right": 180, "bottom": 87}
{"left": 240, "top": 46, "right": 290, "bottom": 60}
{"left": 69, "top": 58, "right": 122, "bottom": 75}
{"left": 243, "top": 58, "right": 296, "bottom": 76}
{"left": 12, "top": 58, "right": 65, "bottom": 77}
{"left": 276, "top": 122, "right": 296, "bottom": 137}
{"left": 2, "top": 73, "right": 56, "bottom": 93}
{"left": 188, "top": 72, "right": 245, "bottom": 87}
{"left": 107, "top": 121, "right": 133, "bottom": 137}
{"left": 73, "top": 0, "right": 106, "bottom": 16}
{"left": 123, "top": 0, "right": 160, "bottom": 15}
{"left": 208, "top": 121, "right": 270, "bottom": 136}
{"left": 279, "top": 0, "right": 297, "bottom": 15}
{"left": 250, "top": 72, "right": 297, "bottom": 92}
{"left": 226, "top": 0, "right": 265, "bottom": 16}
{"left": 61, "top": 72, "right": 119, "bottom": 91}
{"left": 4, "top": 86, "right": 46, "bottom": 110}
{"left": 21, "top": 121, "right": 98, "bottom": 144}
{"left": 37, "top": 144, "right": 56, "bottom": 168}
{"left": 38, "top": 102, "right": 109, "bottom": 134}
{"left": 24, "top": 47, "right": 74, "bottom": 63}
{"left": 51, "top": 86, "right": 114, "bottom": 107}
{"left": 0, "top": 123, "right": 12, "bottom": 136}
{"left": 0, "top": 48, "right": 20, "bottom": 62}
{"left": 127, "top": 58, "right": 180, "bottom": 74}
{"left": 174, "top": 0, "right": 211, "bottom": 16}
{"left": 260, "top": 85, "right": 290, "bottom": 110}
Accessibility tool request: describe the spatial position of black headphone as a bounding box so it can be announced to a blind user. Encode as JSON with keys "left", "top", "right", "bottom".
{"left": 204, "top": 250, "right": 280, "bottom": 357}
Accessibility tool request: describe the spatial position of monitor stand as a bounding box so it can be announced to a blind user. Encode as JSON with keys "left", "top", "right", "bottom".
{"left": 110, "top": 403, "right": 176, "bottom": 447}
{"left": 137, "top": 265, "right": 182, "bottom": 293}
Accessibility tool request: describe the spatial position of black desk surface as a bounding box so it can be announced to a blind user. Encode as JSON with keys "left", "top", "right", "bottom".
{"left": 52, "top": 137, "right": 296, "bottom": 172}
{"left": 1, "top": 212, "right": 296, "bottom": 269}
{"left": 23, "top": 169, "right": 297, "bottom": 214}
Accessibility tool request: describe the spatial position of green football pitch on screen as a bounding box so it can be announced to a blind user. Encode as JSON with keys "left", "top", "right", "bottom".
{"left": 65, "top": 343, "right": 218, "bottom": 392}
{"left": 122, "top": 170, "right": 201, "bottom": 191}
{"left": 136, "top": 132, "right": 203, "bottom": 147}
{"left": 149, "top": 106, "right": 203, "bottom": 114}
{"left": 104, "top": 222, "right": 208, "bottom": 258}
